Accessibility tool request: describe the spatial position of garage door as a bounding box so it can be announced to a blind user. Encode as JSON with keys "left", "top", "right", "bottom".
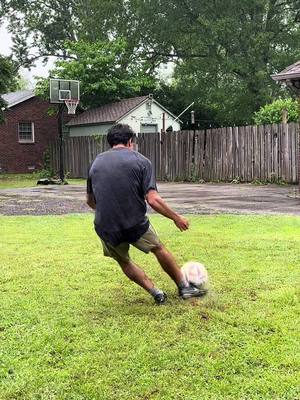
{"left": 140, "top": 124, "right": 158, "bottom": 133}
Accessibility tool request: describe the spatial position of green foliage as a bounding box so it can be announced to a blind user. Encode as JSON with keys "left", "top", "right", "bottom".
{"left": 36, "top": 39, "right": 157, "bottom": 108}
{"left": 0, "top": 214, "right": 300, "bottom": 399}
{"left": 251, "top": 175, "right": 287, "bottom": 185}
{"left": 4, "top": 0, "right": 300, "bottom": 125}
{"left": 0, "top": 0, "right": 82, "bottom": 67}
{"left": 15, "top": 75, "right": 31, "bottom": 90}
{"left": 0, "top": 56, "right": 17, "bottom": 92}
{"left": 0, "top": 55, "right": 20, "bottom": 121}
{"left": 35, "top": 168, "right": 53, "bottom": 179}
{"left": 154, "top": 82, "right": 218, "bottom": 129}
{"left": 163, "top": 0, "right": 300, "bottom": 126}
{"left": 33, "top": 150, "right": 55, "bottom": 179}
{"left": 254, "top": 98, "right": 300, "bottom": 124}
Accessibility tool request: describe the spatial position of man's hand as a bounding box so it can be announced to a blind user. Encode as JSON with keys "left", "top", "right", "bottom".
{"left": 86, "top": 193, "right": 96, "bottom": 210}
{"left": 146, "top": 190, "right": 189, "bottom": 231}
{"left": 174, "top": 215, "right": 189, "bottom": 231}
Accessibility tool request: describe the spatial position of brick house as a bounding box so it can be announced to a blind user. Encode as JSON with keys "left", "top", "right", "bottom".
{"left": 0, "top": 90, "right": 59, "bottom": 173}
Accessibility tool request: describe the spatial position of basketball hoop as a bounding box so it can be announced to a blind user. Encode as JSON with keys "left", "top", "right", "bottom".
{"left": 64, "top": 98, "right": 79, "bottom": 114}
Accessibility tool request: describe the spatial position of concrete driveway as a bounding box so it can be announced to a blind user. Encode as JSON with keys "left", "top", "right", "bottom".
{"left": 0, "top": 183, "right": 299, "bottom": 216}
{"left": 159, "top": 183, "right": 300, "bottom": 215}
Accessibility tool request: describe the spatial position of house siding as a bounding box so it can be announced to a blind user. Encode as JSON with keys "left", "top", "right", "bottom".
{"left": 119, "top": 101, "right": 180, "bottom": 133}
{"left": 0, "top": 97, "right": 59, "bottom": 173}
{"left": 68, "top": 100, "right": 181, "bottom": 136}
{"left": 68, "top": 124, "right": 112, "bottom": 137}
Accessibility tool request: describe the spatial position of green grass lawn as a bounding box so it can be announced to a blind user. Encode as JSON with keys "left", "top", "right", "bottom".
{"left": 0, "top": 174, "right": 85, "bottom": 189}
{"left": 0, "top": 174, "right": 40, "bottom": 189}
{"left": 0, "top": 214, "right": 299, "bottom": 400}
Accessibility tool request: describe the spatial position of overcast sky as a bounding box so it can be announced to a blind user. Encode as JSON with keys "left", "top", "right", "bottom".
{"left": 0, "top": 23, "right": 53, "bottom": 88}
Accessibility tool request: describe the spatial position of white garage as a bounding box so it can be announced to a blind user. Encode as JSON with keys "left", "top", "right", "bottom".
{"left": 66, "top": 94, "right": 181, "bottom": 136}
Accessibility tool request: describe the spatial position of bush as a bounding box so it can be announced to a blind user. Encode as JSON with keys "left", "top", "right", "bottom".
{"left": 36, "top": 169, "right": 53, "bottom": 179}
{"left": 254, "top": 98, "right": 299, "bottom": 125}
{"left": 37, "top": 149, "right": 55, "bottom": 178}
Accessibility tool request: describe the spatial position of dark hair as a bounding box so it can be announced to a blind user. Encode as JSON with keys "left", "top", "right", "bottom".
{"left": 107, "top": 124, "right": 135, "bottom": 147}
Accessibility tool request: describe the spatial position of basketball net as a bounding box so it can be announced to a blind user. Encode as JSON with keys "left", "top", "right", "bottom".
{"left": 64, "top": 99, "right": 79, "bottom": 114}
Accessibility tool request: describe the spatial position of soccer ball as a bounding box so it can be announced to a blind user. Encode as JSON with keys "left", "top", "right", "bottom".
{"left": 181, "top": 261, "right": 209, "bottom": 288}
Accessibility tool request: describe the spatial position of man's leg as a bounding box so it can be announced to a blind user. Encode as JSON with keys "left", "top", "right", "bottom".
{"left": 151, "top": 243, "right": 206, "bottom": 299}
{"left": 101, "top": 240, "right": 166, "bottom": 304}
{"left": 117, "top": 259, "right": 167, "bottom": 304}
{"left": 132, "top": 227, "right": 205, "bottom": 299}
{"left": 151, "top": 244, "right": 185, "bottom": 286}
{"left": 117, "top": 259, "right": 155, "bottom": 292}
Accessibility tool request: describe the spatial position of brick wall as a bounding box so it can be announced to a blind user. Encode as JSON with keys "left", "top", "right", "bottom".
{"left": 0, "top": 97, "right": 60, "bottom": 173}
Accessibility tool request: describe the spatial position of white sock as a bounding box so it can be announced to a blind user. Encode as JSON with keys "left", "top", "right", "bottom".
{"left": 149, "top": 287, "right": 164, "bottom": 297}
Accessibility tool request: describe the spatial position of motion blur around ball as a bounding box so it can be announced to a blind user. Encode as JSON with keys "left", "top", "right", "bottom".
{"left": 181, "top": 261, "right": 209, "bottom": 289}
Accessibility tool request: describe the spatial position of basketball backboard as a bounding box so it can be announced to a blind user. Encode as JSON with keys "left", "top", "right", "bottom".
{"left": 50, "top": 79, "right": 80, "bottom": 104}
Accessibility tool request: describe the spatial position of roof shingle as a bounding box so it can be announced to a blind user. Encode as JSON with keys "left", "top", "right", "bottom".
{"left": 1, "top": 90, "right": 35, "bottom": 107}
{"left": 67, "top": 96, "right": 148, "bottom": 126}
{"left": 272, "top": 61, "right": 300, "bottom": 81}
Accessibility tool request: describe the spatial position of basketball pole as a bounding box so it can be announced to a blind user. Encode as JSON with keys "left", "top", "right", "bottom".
{"left": 58, "top": 103, "right": 65, "bottom": 183}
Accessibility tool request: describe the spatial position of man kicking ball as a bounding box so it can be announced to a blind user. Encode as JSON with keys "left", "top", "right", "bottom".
{"left": 86, "top": 124, "right": 203, "bottom": 304}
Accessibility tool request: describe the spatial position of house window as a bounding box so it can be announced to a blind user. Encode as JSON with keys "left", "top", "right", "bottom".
{"left": 18, "top": 122, "right": 34, "bottom": 143}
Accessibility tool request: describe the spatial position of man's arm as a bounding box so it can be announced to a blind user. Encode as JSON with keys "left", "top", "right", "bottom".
{"left": 86, "top": 192, "right": 96, "bottom": 210}
{"left": 86, "top": 170, "right": 96, "bottom": 210}
{"left": 146, "top": 190, "right": 189, "bottom": 231}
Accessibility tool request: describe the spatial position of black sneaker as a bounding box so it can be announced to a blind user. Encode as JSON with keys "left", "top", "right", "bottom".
{"left": 179, "top": 284, "right": 207, "bottom": 300}
{"left": 154, "top": 292, "right": 167, "bottom": 305}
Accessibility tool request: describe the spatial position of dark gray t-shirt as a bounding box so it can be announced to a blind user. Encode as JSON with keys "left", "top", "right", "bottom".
{"left": 87, "top": 148, "right": 157, "bottom": 246}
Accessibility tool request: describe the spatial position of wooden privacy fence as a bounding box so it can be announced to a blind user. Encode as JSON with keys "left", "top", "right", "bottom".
{"left": 49, "top": 135, "right": 110, "bottom": 178}
{"left": 49, "top": 123, "right": 299, "bottom": 183}
{"left": 139, "top": 123, "right": 299, "bottom": 183}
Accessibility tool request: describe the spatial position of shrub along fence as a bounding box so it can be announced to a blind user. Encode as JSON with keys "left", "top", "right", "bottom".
{"left": 49, "top": 123, "right": 299, "bottom": 183}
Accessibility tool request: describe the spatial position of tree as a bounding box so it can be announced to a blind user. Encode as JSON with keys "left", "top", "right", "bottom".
{"left": 0, "top": 54, "right": 19, "bottom": 121}
{"left": 36, "top": 39, "right": 157, "bottom": 108}
{"left": 15, "top": 75, "right": 31, "bottom": 90}
{"left": 0, "top": 0, "right": 163, "bottom": 69}
{"left": 254, "top": 98, "right": 299, "bottom": 124}
{"left": 0, "top": 3, "right": 20, "bottom": 120}
{"left": 1, "top": 0, "right": 82, "bottom": 67}
{"left": 122, "top": 0, "right": 300, "bottom": 125}
{"left": 142, "top": 0, "right": 300, "bottom": 125}
{"left": 4, "top": 0, "right": 300, "bottom": 125}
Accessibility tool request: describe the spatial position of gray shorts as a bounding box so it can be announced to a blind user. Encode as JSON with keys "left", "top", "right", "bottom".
{"left": 101, "top": 225, "right": 161, "bottom": 263}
